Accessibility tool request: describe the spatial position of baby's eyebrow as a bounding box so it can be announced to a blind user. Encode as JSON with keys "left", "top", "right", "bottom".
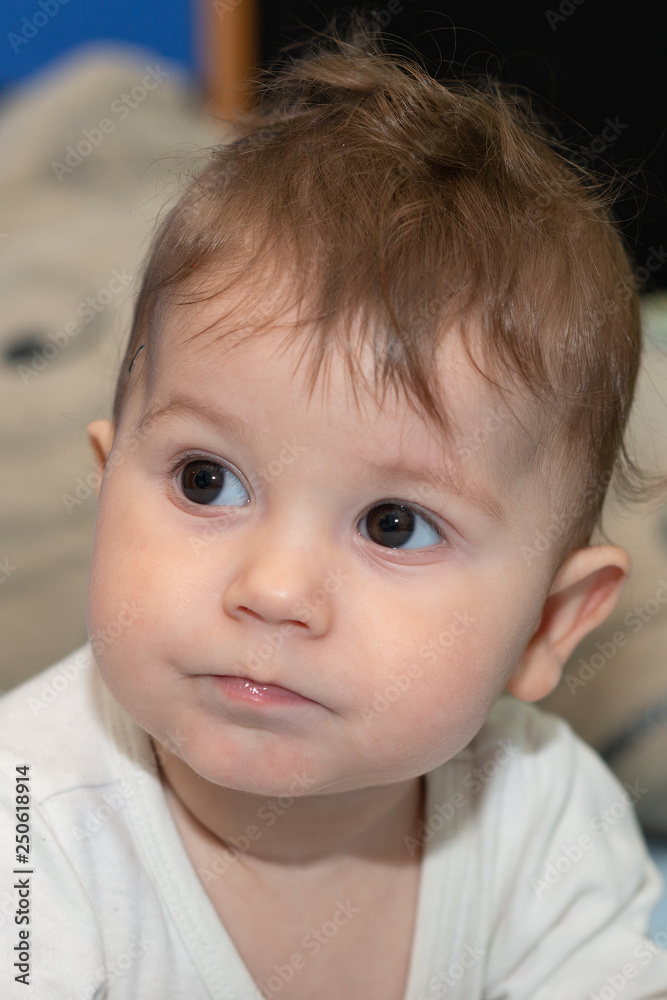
{"left": 137, "top": 394, "right": 256, "bottom": 440}
{"left": 138, "top": 392, "right": 507, "bottom": 524}
{"left": 364, "top": 457, "right": 507, "bottom": 524}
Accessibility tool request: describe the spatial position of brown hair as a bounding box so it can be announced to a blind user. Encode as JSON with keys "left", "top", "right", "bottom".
{"left": 112, "top": 16, "right": 648, "bottom": 559}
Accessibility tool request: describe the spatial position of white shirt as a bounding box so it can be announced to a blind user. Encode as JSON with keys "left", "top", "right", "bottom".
{"left": 1, "top": 645, "right": 666, "bottom": 999}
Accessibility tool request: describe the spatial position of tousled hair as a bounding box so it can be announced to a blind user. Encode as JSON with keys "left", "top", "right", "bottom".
{"left": 112, "top": 15, "right": 651, "bottom": 559}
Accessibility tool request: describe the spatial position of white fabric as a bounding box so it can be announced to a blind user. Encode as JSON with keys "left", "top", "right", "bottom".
{"left": 1, "top": 644, "right": 667, "bottom": 999}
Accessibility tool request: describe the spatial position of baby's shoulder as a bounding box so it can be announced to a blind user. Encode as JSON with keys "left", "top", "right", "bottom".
{"left": 472, "top": 694, "right": 575, "bottom": 756}
{"left": 429, "top": 696, "right": 630, "bottom": 837}
{"left": 427, "top": 696, "right": 599, "bottom": 817}
{"left": 453, "top": 695, "right": 577, "bottom": 771}
{"left": 0, "top": 644, "right": 112, "bottom": 794}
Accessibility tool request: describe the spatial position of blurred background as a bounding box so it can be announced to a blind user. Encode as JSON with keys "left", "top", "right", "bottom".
{"left": 1, "top": 1, "right": 666, "bottom": 273}
{"left": 0, "top": 0, "right": 666, "bottom": 924}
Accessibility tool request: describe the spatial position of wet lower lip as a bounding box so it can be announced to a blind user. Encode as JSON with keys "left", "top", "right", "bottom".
{"left": 209, "top": 675, "right": 315, "bottom": 707}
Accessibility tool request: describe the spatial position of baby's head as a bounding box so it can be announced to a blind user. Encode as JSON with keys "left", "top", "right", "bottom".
{"left": 86, "top": 26, "right": 641, "bottom": 796}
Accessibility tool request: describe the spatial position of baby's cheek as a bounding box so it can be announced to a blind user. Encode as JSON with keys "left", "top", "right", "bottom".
{"left": 392, "top": 637, "right": 514, "bottom": 764}
{"left": 89, "top": 498, "right": 167, "bottom": 625}
{"left": 87, "top": 520, "right": 157, "bottom": 678}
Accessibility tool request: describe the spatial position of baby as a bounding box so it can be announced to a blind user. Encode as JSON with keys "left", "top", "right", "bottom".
{"left": 2, "top": 20, "right": 667, "bottom": 1000}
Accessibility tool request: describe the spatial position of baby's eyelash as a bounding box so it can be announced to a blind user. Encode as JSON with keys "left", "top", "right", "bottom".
{"left": 166, "top": 451, "right": 228, "bottom": 479}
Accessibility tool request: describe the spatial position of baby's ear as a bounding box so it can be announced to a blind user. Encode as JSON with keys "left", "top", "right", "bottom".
{"left": 506, "top": 545, "right": 631, "bottom": 702}
{"left": 86, "top": 420, "right": 115, "bottom": 493}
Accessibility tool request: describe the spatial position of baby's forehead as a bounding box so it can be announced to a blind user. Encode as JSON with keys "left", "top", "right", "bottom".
{"left": 143, "top": 290, "right": 547, "bottom": 521}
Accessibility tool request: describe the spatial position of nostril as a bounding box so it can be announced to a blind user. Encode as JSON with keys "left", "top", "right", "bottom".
{"left": 3, "top": 333, "right": 46, "bottom": 365}
{"left": 238, "top": 606, "right": 308, "bottom": 628}
{"left": 239, "top": 606, "right": 262, "bottom": 620}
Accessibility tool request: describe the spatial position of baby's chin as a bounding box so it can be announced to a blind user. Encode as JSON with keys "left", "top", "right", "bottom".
{"left": 144, "top": 712, "right": 398, "bottom": 800}
{"left": 92, "top": 640, "right": 503, "bottom": 798}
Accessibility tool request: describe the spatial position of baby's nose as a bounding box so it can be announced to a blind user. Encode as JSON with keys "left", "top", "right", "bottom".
{"left": 221, "top": 539, "right": 335, "bottom": 637}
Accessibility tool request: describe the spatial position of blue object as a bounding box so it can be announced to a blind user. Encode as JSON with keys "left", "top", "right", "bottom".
{"left": 647, "top": 838, "right": 667, "bottom": 946}
{"left": 0, "top": 0, "right": 195, "bottom": 88}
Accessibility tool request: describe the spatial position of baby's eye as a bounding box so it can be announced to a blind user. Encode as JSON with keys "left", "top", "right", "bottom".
{"left": 360, "top": 502, "right": 444, "bottom": 549}
{"left": 179, "top": 460, "right": 249, "bottom": 507}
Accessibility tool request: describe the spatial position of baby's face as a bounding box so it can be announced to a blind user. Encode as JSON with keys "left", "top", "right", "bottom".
{"left": 87, "top": 292, "right": 562, "bottom": 796}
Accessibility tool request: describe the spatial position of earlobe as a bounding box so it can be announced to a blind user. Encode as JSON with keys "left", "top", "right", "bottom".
{"left": 87, "top": 420, "right": 115, "bottom": 492}
{"left": 506, "top": 545, "right": 631, "bottom": 702}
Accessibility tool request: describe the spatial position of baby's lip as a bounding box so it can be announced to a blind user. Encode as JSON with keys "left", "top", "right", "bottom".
{"left": 208, "top": 666, "right": 294, "bottom": 689}
{"left": 204, "top": 671, "right": 323, "bottom": 707}
{"left": 215, "top": 672, "right": 299, "bottom": 693}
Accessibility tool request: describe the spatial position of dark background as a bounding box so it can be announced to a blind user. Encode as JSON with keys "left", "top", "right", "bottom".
{"left": 261, "top": 2, "right": 666, "bottom": 290}
{"left": 0, "top": 1, "right": 664, "bottom": 288}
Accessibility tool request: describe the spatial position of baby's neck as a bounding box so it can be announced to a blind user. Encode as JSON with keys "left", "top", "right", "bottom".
{"left": 156, "top": 746, "right": 424, "bottom": 871}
